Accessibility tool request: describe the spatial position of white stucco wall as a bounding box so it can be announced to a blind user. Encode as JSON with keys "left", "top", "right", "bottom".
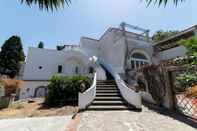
{"left": 23, "top": 47, "right": 66, "bottom": 80}
{"left": 23, "top": 47, "right": 94, "bottom": 80}
{"left": 80, "top": 38, "right": 99, "bottom": 57}
{"left": 20, "top": 81, "right": 49, "bottom": 99}
{"left": 99, "top": 32, "right": 125, "bottom": 73}
{"left": 99, "top": 29, "right": 153, "bottom": 73}
{"left": 96, "top": 66, "right": 106, "bottom": 80}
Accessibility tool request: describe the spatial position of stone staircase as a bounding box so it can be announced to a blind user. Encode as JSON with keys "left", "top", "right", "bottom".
{"left": 87, "top": 80, "right": 132, "bottom": 110}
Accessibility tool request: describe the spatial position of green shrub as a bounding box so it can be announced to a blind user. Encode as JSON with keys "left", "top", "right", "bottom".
{"left": 175, "top": 37, "right": 197, "bottom": 92}
{"left": 175, "top": 68, "right": 197, "bottom": 92}
{"left": 45, "top": 75, "right": 92, "bottom": 106}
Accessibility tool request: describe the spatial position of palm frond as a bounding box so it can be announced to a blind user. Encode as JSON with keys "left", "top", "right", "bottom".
{"left": 146, "top": 0, "right": 185, "bottom": 6}
{"left": 20, "top": 0, "right": 71, "bottom": 11}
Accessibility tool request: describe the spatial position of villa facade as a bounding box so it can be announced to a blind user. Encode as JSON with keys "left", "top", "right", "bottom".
{"left": 20, "top": 24, "right": 197, "bottom": 108}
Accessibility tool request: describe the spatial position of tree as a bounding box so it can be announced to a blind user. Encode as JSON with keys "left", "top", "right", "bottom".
{"left": 38, "top": 41, "right": 44, "bottom": 49}
{"left": 0, "top": 36, "right": 25, "bottom": 78}
{"left": 146, "top": 0, "right": 184, "bottom": 6}
{"left": 180, "top": 37, "right": 197, "bottom": 57}
{"left": 175, "top": 37, "right": 197, "bottom": 91}
{"left": 19, "top": 0, "right": 184, "bottom": 11}
{"left": 152, "top": 30, "right": 179, "bottom": 42}
{"left": 20, "top": 0, "right": 71, "bottom": 11}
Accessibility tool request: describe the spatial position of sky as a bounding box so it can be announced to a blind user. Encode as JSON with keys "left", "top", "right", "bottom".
{"left": 0, "top": 0, "right": 196, "bottom": 54}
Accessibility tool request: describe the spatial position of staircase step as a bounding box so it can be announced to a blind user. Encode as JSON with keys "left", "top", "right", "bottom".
{"left": 87, "top": 105, "right": 129, "bottom": 111}
{"left": 96, "top": 87, "right": 118, "bottom": 90}
{"left": 97, "top": 87, "right": 117, "bottom": 89}
{"left": 96, "top": 95, "right": 121, "bottom": 97}
{"left": 97, "top": 85, "right": 117, "bottom": 87}
{"left": 97, "top": 85, "right": 116, "bottom": 87}
{"left": 95, "top": 96, "right": 122, "bottom": 101}
{"left": 85, "top": 80, "right": 132, "bottom": 111}
{"left": 96, "top": 90, "right": 119, "bottom": 93}
{"left": 97, "top": 81, "right": 116, "bottom": 83}
{"left": 96, "top": 93, "right": 121, "bottom": 97}
{"left": 92, "top": 100, "right": 125, "bottom": 105}
{"left": 97, "top": 83, "right": 116, "bottom": 85}
{"left": 97, "top": 80, "right": 115, "bottom": 82}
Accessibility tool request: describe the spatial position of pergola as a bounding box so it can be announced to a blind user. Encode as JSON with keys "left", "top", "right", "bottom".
{"left": 154, "top": 25, "right": 197, "bottom": 52}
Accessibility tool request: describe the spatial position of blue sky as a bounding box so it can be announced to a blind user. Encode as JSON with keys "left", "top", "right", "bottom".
{"left": 0, "top": 0, "right": 196, "bottom": 54}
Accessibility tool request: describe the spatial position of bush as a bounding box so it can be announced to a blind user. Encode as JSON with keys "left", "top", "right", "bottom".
{"left": 175, "top": 37, "right": 197, "bottom": 92}
{"left": 45, "top": 75, "right": 92, "bottom": 107}
{"left": 175, "top": 68, "right": 197, "bottom": 92}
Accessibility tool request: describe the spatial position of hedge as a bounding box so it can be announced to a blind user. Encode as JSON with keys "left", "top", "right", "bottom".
{"left": 45, "top": 75, "right": 92, "bottom": 106}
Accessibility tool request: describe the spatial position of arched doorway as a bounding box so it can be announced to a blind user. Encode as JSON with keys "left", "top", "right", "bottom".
{"left": 34, "top": 86, "right": 47, "bottom": 98}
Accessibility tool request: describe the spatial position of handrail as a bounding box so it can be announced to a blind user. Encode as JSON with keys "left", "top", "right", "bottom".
{"left": 83, "top": 73, "right": 97, "bottom": 93}
{"left": 78, "top": 72, "right": 97, "bottom": 109}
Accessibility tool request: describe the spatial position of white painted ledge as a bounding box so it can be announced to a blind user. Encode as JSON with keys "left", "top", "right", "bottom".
{"left": 78, "top": 73, "right": 97, "bottom": 109}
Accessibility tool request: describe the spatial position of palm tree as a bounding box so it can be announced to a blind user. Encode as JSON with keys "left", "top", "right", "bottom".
{"left": 146, "top": 0, "right": 184, "bottom": 6}
{"left": 20, "top": 0, "right": 71, "bottom": 11}
{"left": 20, "top": 0, "right": 184, "bottom": 11}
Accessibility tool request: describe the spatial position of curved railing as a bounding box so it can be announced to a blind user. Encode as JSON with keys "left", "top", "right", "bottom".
{"left": 78, "top": 73, "right": 97, "bottom": 109}
{"left": 99, "top": 59, "right": 142, "bottom": 109}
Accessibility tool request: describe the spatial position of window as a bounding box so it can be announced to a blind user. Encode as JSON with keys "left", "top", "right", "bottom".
{"left": 130, "top": 52, "right": 149, "bottom": 69}
{"left": 58, "top": 65, "right": 62, "bottom": 73}
{"left": 132, "top": 53, "right": 147, "bottom": 59}
{"left": 38, "top": 66, "right": 43, "bottom": 70}
{"left": 131, "top": 60, "right": 135, "bottom": 69}
{"left": 75, "top": 67, "right": 79, "bottom": 74}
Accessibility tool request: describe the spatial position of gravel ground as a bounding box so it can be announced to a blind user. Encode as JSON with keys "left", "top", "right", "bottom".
{"left": 0, "top": 115, "right": 72, "bottom": 131}
{"left": 78, "top": 106, "right": 197, "bottom": 131}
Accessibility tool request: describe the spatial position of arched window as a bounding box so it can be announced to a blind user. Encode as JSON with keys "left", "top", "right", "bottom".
{"left": 130, "top": 52, "right": 149, "bottom": 69}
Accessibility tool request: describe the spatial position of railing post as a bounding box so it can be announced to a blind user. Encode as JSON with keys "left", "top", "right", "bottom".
{"left": 168, "top": 70, "right": 177, "bottom": 110}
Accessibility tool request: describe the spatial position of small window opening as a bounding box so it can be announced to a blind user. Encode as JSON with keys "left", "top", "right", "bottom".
{"left": 75, "top": 67, "right": 79, "bottom": 74}
{"left": 58, "top": 65, "right": 62, "bottom": 73}
{"left": 38, "top": 66, "right": 43, "bottom": 70}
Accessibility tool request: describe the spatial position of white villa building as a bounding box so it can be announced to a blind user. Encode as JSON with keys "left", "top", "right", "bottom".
{"left": 20, "top": 23, "right": 197, "bottom": 110}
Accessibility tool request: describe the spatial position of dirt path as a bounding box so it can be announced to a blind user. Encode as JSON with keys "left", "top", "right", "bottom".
{"left": 77, "top": 106, "right": 196, "bottom": 131}
{"left": 0, "top": 98, "right": 78, "bottom": 119}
